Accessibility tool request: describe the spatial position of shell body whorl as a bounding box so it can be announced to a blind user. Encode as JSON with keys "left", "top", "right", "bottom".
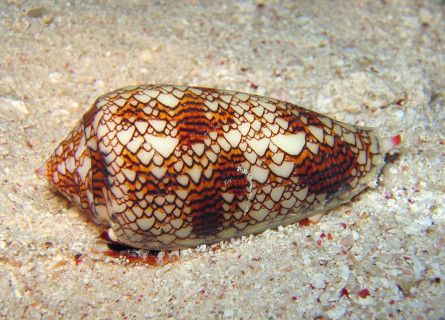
{"left": 38, "top": 84, "right": 398, "bottom": 250}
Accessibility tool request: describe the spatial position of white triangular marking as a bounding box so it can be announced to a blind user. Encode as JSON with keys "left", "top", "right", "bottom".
{"left": 270, "top": 133, "right": 306, "bottom": 155}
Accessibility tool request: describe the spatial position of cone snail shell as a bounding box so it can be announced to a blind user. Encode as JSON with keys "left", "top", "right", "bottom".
{"left": 37, "top": 84, "right": 401, "bottom": 250}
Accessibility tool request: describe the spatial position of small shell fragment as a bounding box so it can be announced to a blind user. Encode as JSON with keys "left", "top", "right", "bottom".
{"left": 37, "top": 84, "right": 401, "bottom": 250}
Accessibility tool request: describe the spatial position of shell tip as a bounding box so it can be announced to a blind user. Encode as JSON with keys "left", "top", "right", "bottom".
{"left": 381, "top": 135, "right": 401, "bottom": 154}
{"left": 35, "top": 162, "right": 48, "bottom": 178}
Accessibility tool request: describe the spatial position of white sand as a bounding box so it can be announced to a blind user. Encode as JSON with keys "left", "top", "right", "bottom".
{"left": 0, "top": 0, "right": 443, "bottom": 319}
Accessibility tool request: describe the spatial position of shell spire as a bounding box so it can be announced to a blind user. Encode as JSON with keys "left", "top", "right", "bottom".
{"left": 37, "top": 84, "right": 401, "bottom": 250}
{"left": 37, "top": 121, "right": 106, "bottom": 226}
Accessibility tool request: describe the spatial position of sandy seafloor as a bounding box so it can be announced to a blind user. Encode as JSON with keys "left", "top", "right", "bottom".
{"left": 0, "top": 0, "right": 444, "bottom": 319}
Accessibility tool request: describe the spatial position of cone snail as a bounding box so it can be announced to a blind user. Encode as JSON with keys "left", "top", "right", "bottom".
{"left": 37, "top": 84, "right": 401, "bottom": 250}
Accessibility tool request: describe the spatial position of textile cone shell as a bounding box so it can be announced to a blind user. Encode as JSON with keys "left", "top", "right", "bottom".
{"left": 38, "top": 84, "right": 400, "bottom": 250}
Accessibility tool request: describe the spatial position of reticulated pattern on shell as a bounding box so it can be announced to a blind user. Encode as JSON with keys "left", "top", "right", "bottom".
{"left": 37, "top": 84, "right": 400, "bottom": 250}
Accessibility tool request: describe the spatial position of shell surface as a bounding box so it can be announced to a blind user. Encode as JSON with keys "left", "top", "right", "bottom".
{"left": 37, "top": 84, "right": 400, "bottom": 250}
